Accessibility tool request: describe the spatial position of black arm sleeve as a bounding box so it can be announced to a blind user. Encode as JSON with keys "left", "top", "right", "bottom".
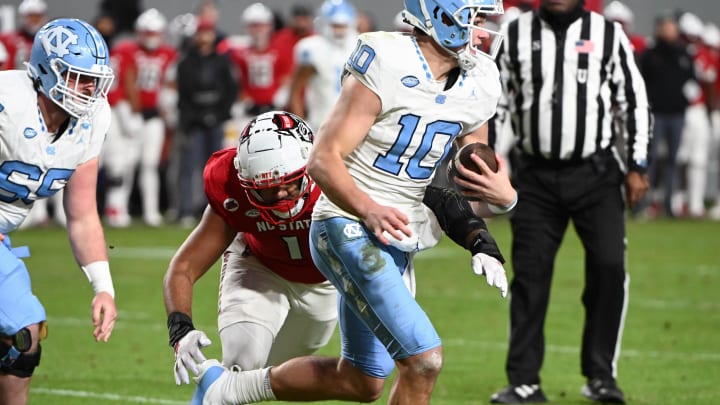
{"left": 422, "top": 185, "right": 505, "bottom": 263}
{"left": 167, "top": 312, "right": 195, "bottom": 348}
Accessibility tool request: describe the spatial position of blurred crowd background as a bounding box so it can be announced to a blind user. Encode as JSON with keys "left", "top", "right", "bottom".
{"left": 1, "top": 0, "right": 719, "bottom": 228}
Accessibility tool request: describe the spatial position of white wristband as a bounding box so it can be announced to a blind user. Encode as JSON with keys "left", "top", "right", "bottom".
{"left": 488, "top": 192, "right": 518, "bottom": 215}
{"left": 80, "top": 261, "right": 115, "bottom": 298}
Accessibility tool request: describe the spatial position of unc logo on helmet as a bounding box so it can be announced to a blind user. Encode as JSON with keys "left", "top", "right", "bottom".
{"left": 234, "top": 111, "right": 315, "bottom": 225}
{"left": 40, "top": 26, "right": 78, "bottom": 58}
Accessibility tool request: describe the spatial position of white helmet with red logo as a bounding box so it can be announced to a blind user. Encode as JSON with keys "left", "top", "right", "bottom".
{"left": 234, "top": 111, "right": 315, "bottom": 224}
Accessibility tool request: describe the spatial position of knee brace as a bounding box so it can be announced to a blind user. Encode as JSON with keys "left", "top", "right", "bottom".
{"left": 0, "top": 339, "right": 42, "bottom": 378}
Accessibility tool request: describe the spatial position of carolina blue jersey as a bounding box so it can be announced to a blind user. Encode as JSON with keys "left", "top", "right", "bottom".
{"left": 0, "top": 70, "right": 110, "bottom": 233}
{"left": 312, "top": 31, "right": 501, "bottom": 223}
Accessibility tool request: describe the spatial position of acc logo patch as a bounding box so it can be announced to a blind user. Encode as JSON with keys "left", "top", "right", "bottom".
{"left": 23, "top": 128, "right": 38, "bottom": 139}
{"left": 40, "top": 25, "right": 78, "bottom": 57}
{"left": 245, "top": 209, "right": 260, "bottom": 218}
{"left": 401, "top": 75, "right": 420, "bottom": 88}
{"left": 223, "top": 198, "right": 239, "bottom": 212}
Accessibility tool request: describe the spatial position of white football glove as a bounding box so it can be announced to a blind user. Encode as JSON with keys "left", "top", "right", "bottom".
{"left": 174, "top": 330, "right": 212, "bottom": 385}
{"left": 472, "top": 253, "right": 508, "bottom": 298}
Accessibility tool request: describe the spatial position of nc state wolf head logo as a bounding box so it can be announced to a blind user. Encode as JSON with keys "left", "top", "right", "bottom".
{"left": 271, "top": 112, "right": 313, "bottom": 144}
{"left": 41, "top": 25, "right": 79, "bottom": 57}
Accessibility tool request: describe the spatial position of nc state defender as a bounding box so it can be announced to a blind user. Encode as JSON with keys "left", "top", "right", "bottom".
{"left": 163, "top": 111, "right": 337, "bottom": 386}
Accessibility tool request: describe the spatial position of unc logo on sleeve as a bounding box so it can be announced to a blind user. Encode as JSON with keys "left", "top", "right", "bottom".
{"left": 401, "top": 75, "right": 420, "bottom": 88}
{"left": 40, "top": 26, "right": 79, "bottom": 57}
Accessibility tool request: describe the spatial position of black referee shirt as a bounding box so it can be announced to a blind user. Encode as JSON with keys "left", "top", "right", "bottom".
{"left": 492, "top": 9, "right": 652, "bottom": 172}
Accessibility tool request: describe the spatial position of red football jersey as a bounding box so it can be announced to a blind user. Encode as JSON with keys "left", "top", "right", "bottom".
{"left": 628, "top": 34, "right": 647, "bottom": 55}
{"left": 690, "top": 44, "right": 717, "bottom": 106}
{"left": 710, "top": 48, "right": 720, "bottom": 108}
{"left": 229, "top": 41, "right": 293, "bottom": 106}
{"left": 107, "top": 44, "right": 135, "bottom": 106}
{"left": 0, "top": 30, "right": 34, "bottom": 70}
{"left": 114, "top": 40, "right": 177, "bottom": 109}
{"left": 203, "top": 148, "right": 326, "bottom": 284}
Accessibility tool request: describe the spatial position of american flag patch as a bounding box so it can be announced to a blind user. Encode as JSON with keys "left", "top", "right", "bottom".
{"left": 575, "top": 40, "right": 594, "bottom": 53}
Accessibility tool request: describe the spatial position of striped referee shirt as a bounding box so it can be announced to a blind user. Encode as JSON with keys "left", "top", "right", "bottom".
{"left": 493, "top": 9, "right": 651, "bottom": 171}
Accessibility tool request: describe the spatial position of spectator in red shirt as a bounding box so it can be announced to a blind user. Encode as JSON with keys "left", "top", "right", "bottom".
{"left": 272, "top": 4, "right": 315, "bottom": 60}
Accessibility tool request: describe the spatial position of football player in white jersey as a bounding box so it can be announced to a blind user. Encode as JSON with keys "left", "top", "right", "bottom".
{"left": 0, "top": 18, "right": 117, "bottom": 405}
{"left": 187, "top": 1, "right": 516, "bottom": 404}
{"left": 287, "top": 0, "right": 358, "bottom": 133}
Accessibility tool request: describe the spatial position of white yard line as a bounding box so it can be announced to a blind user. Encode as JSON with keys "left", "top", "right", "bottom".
{"left": 443, "top": 338, "right": 720, "bottom": 361}
{"left": 32, "top": 388, "right": 187, "bottom": 405}
{"left": 108, "top": 246, "right": 178, "bottom": 259}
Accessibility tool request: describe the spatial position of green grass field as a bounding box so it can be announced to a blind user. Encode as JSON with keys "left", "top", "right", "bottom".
{"left": 11, "top": 217, "right": 720, "bottom": 404}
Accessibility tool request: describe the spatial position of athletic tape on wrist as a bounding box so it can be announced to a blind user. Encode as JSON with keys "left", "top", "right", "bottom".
{"left": 488, "top": 192, "right": 518, "bottom": 215}
{"left": 80, "top": 261, "right": 115, "bottom": 298}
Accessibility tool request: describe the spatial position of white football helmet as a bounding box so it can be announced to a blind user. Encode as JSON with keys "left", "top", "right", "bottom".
{"left": 242, "top": 2, "right": 274, "bottom": 24}
{"left": 603, "top": 1, "right": 634, "bottom": 26}
{"left": 678, "top": 12, "right": 703, "bottom": 39}
{"left": 703, "top": 23, "right": 720, "bottom": 49}
{"left": 136, "top": 8, "right": 167, "bottom": 50}
{"left": 234, "top": 111, "right": 315, "bottom": 224}
{"left": 136, "top": 8, "right": 167, "bottom": 32}
{"left": 18, "top": 0, "right": 47, "bottom": 16}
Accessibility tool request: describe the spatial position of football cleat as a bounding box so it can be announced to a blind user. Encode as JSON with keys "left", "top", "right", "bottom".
{"left": 490, "top": 384, "right": 548, "bottom": 403}
{"left": 581, "top": 378, "right": 626, "bottom": 404}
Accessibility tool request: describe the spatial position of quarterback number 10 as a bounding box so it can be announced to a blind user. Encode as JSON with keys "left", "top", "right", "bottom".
{"left": 374, "top": 114, "right": 461, "bottom": 180}
{"left": 348, "top": 42, "right": 375, "bottom": 74}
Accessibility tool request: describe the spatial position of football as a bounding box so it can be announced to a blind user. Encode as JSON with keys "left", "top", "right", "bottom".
{"left": 446, "top": 142, "right": 497, "bottom": 200}
{"left": 447, "top": 142, "right": 498, "bottom": 180}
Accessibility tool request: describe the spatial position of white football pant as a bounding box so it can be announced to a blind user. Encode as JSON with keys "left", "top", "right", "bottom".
{"left": 218, "top": 235, "right": 338, "bottom": 370}
{"left": 678, "top": 104, "right": 711, "bottom": 217}
{"left": 103, "top": 103, "right": 165, "bottom": 226}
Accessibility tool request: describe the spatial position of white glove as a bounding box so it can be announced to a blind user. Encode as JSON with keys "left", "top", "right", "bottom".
{"left": 471, "top": 253, "right": 508, "bottom": 298}
{"left": 174, "top": 330, "right": 212, "bottom": 385}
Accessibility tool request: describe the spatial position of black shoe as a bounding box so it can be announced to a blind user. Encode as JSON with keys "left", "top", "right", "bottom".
{"left": 581, "top": 378, "right": 626, "bottom": 404}
{"left": 490, "top": 384, "right": 548, "bottom": 403}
